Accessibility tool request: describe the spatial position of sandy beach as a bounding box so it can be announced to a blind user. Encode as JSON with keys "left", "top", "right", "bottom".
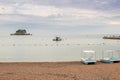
{"left": 0, "top": 62, "right": 119, "bottom": 80}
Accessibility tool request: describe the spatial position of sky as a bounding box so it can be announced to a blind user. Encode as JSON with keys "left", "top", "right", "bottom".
{"left": 0, "top": 0, "right": 120, "bottom": 35}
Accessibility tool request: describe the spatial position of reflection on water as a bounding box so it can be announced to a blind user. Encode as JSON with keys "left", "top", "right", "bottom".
{"left": 0, "top": 35, "right": 120, "bottom": 62}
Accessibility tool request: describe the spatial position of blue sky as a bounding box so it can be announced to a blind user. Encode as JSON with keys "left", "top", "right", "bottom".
{"left": 0, "top": 0, "right": 120, "bottom": 35}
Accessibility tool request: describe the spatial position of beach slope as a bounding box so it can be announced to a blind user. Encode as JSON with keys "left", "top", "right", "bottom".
{"left": 0, "top": 62, "right": 120, "bottom": 80}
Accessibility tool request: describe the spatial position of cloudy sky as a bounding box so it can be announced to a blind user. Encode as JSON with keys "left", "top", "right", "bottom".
{"left": 0, "top": 0, "right": 120, "bottom": 35}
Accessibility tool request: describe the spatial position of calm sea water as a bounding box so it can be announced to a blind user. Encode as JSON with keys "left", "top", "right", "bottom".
{"left": 0, "top": 35, "right": 120, "bottom": 62}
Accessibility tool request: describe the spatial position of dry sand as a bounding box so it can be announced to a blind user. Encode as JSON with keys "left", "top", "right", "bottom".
{"left": 0, "top": 62, "right": 120, "bottom": 80}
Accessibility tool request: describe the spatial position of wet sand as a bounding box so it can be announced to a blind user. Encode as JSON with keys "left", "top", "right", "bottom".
{"left": 0, "top": 62, "right": 120, "bottom": 80}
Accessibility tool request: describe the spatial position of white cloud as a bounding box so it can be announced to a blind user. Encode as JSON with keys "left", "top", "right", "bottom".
{"left": 0, "top": 3, "right": 120, "bottom": 26}
{"left": 17, "top": 4, "right": 61, "bottom": 17}
{"left": 0, "top": 5, "right": 15, "bottom": 14}
{"left": 0, "top": 3, "right": 107, "bottom": 18}
{"left": 108, "top": 21, "right": 120, "bottom": 25}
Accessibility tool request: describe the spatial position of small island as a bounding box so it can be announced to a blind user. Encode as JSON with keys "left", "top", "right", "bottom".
{"left": 10, "top": 29, "right": 32, "bottom": 35}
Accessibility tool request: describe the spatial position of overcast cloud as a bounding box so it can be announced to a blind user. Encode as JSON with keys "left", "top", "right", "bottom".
{"left": 0, "top": 0, "right": 120, "bottom": 35}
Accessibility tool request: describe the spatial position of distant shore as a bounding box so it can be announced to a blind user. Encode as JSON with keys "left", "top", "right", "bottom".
{"left": 0, "top": 62, "right": 120, "bottom": 80}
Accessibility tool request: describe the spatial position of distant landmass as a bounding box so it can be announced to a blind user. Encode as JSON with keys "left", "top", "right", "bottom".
{"left": 103, "top": 35, "right": 120, "bottom": 40}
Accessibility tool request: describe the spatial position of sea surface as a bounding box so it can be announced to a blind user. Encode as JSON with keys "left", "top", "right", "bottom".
{"left": 0, "top": 35, "right": 120, "bottom": 62}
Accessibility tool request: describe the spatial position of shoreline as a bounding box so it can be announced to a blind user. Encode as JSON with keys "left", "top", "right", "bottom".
{"left": 0, "top": 61, "right": 119, "bottom": 67}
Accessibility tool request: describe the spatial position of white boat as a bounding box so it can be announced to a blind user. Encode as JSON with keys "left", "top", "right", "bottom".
{"left": 81, "top": 50, "right": 97, "bottom": 64}
{"left": 53, "top": 36, "right": 62, "bottom": 41}
{"left": 101, "top": 50, "right": 120, "bottom": 63}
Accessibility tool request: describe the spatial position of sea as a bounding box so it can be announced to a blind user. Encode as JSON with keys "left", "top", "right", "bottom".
{"left": 0, "top": 35, "right": 120, "bottom": 62}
